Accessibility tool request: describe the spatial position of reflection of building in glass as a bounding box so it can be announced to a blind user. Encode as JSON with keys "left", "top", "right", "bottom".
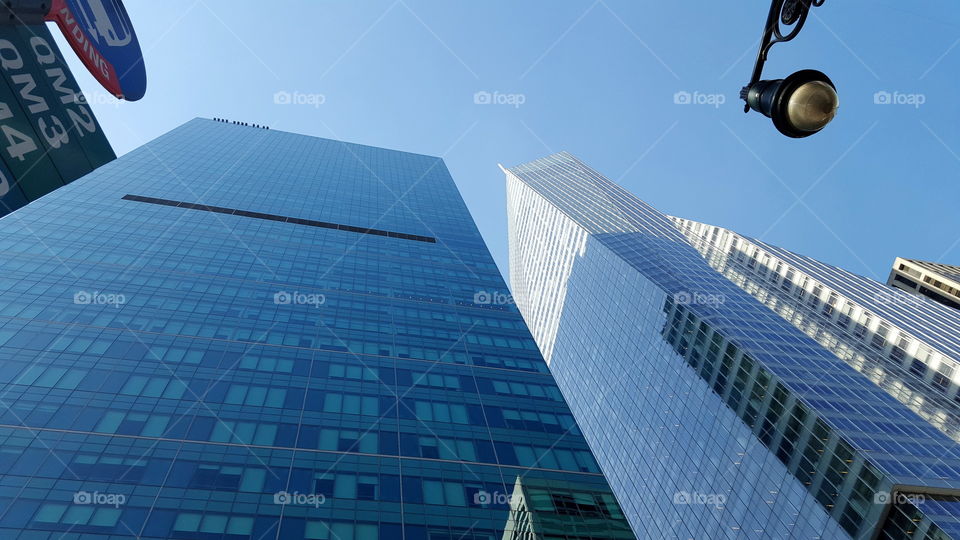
{"left": 0, "top": 121, "right": 631, "bottom": 539}
{"left": 505, "top": 151, "right": 960, "bottom": 539}
{"left": 671, "top": 219, "right": 960, "bottom": 446}
{"left": 888, "top": 257, "right": 960, "bottom": 310}
{"left": 501, "top": 477, "right": 633, "bottom": 540}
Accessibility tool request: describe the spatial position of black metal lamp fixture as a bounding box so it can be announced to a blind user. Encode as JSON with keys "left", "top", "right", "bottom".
{"left": 741, "top": 0, "right": 838, "bottom": 138}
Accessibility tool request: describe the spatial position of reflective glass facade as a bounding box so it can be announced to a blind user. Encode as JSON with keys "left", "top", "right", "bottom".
{"left": 671, "top": 218, "right": 960, "bottom": 446}
{"left": 0, "top": 119, "right": 632, "bottom": 539}
{"left": 505, "top": 152, "right": 960, "bottom": 539}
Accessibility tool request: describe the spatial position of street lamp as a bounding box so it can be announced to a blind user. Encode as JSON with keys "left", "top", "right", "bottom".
{"left": 740, "top": 0, "right": 838, "bottom": 138}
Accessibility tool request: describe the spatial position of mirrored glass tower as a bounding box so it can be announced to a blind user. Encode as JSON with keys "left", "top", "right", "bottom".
{"left": 0, "top": 119, "right": 632, "bottom": 539}
{"left": 505, "top": 152, "right": 960, "bottom": 539}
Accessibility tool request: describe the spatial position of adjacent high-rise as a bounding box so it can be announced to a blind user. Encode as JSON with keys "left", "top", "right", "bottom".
{"left": 505, "top": 152, "right": 960, "bottom": 539}
{"left": 0, "top": 120, "right": 632, "bottom": 539}
{"left": 670, "top": 221, "right": 960, "bottom": 449}
{"left": 887, "top": 258, "right": 960, "bottom": 310}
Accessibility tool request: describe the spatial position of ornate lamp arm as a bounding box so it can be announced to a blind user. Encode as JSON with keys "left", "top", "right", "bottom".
{"left": 742, "top": 0, "right": 826, "bottom": 112}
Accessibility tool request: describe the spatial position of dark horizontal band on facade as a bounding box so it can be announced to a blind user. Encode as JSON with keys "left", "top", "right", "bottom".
{"left": 0, "top": 423, "right": 604, "bottom": 477}
{"left": 122, "top": 194, "right": 437, "bottom": 243}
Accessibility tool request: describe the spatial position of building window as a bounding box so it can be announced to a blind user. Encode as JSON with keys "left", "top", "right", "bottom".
{"left": 893, "top": 274, "right": 919, "bottom": 289}
{"left": 909, "top": 359, "right": 928, "bottom": 378}
{"left": 871, "top": 323, "right": 889, "bottom": 350}
{"left": 933, "top": 372, "right": 951, "bottom": 391}
{"left": 900, "top": 264, "right": 922, "bottom": 278}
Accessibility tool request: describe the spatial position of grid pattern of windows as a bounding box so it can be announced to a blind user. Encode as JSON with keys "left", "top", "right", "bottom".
{"left": 0, "top": 120, "right": 632, "bottom": 539}
{"left": 506, "top": 151, "right": 960, "bottom": 538}
{"left": 661, "top": 299, "right": 888, "bottom": 537}
{"left": 674, "top": 219, "right": 960, "bottom": 445}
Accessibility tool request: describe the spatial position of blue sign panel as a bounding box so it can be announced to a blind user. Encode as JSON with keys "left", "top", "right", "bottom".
{"left": 47, "top": 0, "right": 146, "bottom": 101}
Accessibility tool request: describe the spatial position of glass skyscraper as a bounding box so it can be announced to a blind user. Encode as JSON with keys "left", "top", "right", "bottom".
{"left": 0, "top": 119, "right": 632, "bottom": 539}
{"left": 670, "top": 217, "right": 960, "bottom": 448}
{"left": 505, "top": 152, "right": 960, "bottom": 539}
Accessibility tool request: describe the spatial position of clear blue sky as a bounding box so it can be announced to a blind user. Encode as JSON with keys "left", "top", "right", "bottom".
{"left": 53, "top": 0, "right": 960, "bottom": 282}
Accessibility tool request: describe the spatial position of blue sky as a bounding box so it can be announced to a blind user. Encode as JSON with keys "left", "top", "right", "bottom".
{"left": 54, "top": 0, "right": 960, "bottom": 282}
